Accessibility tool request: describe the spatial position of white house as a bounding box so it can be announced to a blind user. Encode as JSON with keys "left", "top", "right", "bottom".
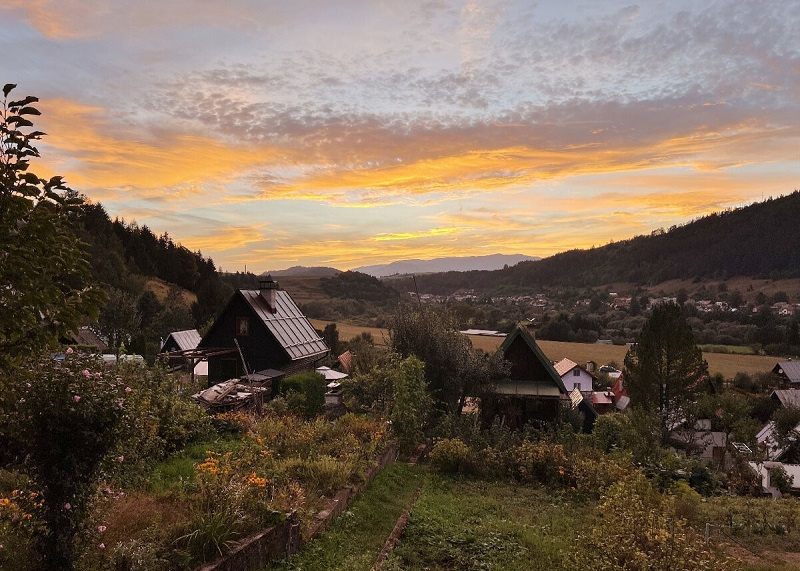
{"left": 553, "top": 358, "right": 596, "bottom": 393}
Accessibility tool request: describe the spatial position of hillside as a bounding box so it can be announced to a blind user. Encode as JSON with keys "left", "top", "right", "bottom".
{"left": 390, "top": 192, "right": 800, "bottom": 295}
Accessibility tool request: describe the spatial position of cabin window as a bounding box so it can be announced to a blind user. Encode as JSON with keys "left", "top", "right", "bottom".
{"left": 573, "top": 369, "right": 580, "bottom": 376}
{"left": 236, "top": 317, "right": 249, "bottom": 336}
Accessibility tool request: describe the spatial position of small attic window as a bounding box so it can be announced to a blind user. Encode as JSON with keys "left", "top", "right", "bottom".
{"left": 236, "top": 317, "right": 249, "bottom": 336}
{"left": 573, "top": 369, "right": 580, "bottom": 376}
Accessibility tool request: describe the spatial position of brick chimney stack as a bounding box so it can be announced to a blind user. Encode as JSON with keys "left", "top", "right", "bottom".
{"left": 259, "top": 276, "right": 278, "bottom": 313}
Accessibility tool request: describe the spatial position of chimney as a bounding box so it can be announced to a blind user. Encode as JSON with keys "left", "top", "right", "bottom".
{"left": 259, "top": 276, "right": 278, "bottom": 313}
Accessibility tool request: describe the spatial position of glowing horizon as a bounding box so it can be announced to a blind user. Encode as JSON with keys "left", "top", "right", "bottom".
{"left": 2, "top": 0, "right": 798, "bottom": 272}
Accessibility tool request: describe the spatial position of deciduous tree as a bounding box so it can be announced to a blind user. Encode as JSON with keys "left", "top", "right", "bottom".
{"left": 0, "top": 84, "right": 103, "bottom": 370}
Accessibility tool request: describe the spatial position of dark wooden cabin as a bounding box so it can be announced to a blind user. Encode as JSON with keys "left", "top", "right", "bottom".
{"left": 481, "top": 324, "right": 569, "bottom": 430}
{"left": 198, "top": 277, "right": 328, "bottom": 383}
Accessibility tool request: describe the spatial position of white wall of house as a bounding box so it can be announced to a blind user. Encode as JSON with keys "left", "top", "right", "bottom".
{"left": 561, "top": 368, "right": 594, "bottom": 392}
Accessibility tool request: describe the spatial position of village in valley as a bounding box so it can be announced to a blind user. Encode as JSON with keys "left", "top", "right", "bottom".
{"left": 3, "top": 2, "right": 800, "bottom": 569}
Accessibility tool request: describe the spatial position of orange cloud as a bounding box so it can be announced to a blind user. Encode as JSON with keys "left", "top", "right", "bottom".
{"left": 179, "top": 224, "right": 271, "bottom": 254}
{"left": 372, "top": 227, "right": 462, "bottom": 241}
{"left": 35, "top": 98, "right": 286, "bottom": 199}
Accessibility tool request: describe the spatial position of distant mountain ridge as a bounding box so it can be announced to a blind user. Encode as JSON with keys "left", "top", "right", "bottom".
{"left": 262, "top": 266, "right": 341, "bottom": 277}
{"left": 390, "top": 191, "right": 800, "bottom": 295}
{"left": 354, "top": 254, "right": 539, "bottom": 277}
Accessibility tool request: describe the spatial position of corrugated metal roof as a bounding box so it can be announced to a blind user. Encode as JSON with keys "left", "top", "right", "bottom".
{"left": 569, "top": 387, "right": 584, "bottom": 408}
{"left": 591, "top": 392, "right": 613, "bottom": 405}
{"left": 554, "top": 358, "right": 578, "bottom": 377}
{"left": 240, "top": 290, "right": 328, "bottom": 361}
{"left": 772, "top": 389, "right": 800, "bottom": 408}
{"left": 166, "top": 329, "right": 201, "bottom": 351}
{"left": 775, "top": 362, "right": 800, "bottom": 383}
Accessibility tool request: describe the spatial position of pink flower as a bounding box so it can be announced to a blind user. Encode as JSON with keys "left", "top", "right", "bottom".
{"left": 124, "top": 387, "right": 132, "bottom": 394}
{"left": 98, "top": 525, "right": 106, "bottom": 533}
{"left": 116, "top": 455, "right": 124, "bottom": 463}
{"left": 82, "top": 369, "right": 90, "bottom": 378}
{"left": 64, "top": 503, "right": 71, "bottom": 510}
{"left": 95, "top": 372, "right": 102, "bottom": 378}
{"left": 66, "top": 347, "right": 73, "bottom": 354}
{"left": 99, "top": 543, "right": 105, "bottom": 550}
{"left": 73, "top": 395, "right": 81, "bottom": 403}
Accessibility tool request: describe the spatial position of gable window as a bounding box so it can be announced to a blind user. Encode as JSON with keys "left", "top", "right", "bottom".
{"left": 573, "top": 369, "right": 580, "bottom": 376}
{"left": 236, "top": 317, "right": 249, "bottom": 336}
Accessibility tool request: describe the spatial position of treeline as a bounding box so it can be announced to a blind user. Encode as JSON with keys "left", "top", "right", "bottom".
{"left": 390, "top": 191, "right": 800, "bottom": 294}
{"left": 76, "top": 201, "right": 233, "bottom": 353}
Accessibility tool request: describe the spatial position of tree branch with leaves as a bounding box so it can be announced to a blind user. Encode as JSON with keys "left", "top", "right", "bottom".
{"left": 0, "top": 84, "right": 104, "bottom": 370}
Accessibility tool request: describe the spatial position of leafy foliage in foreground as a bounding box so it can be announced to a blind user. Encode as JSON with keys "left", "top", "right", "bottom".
{"left": 0, "top": 84, "right": 104, "bottom": 371}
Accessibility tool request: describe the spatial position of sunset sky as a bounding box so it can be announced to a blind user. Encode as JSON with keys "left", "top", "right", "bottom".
{"left": 2, "top": 0, "right": 798, "bottom": 272}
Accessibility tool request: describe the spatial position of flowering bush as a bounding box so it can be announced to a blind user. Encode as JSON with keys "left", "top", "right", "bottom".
{"left": 2, "top": 353, "right": 128, "bottom": 570}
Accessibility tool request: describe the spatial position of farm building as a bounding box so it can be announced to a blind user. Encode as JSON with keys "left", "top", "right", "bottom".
{"left": 773, "top": 362, "right": 800, "bottom": 388}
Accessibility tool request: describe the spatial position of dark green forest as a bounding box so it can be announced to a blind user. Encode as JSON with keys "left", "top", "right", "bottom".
{"left": 76, "top": 201, "right": 233, "bottom": 354}
{"left": 390, "top": 191, "right": 800, "bottom": 295}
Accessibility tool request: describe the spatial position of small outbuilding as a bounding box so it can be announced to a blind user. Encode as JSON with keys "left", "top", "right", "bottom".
{"left": 773, "top": 362, "right": 800, "bottom": 388}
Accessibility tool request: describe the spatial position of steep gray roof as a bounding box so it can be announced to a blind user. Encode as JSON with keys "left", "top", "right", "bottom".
{"left": 771, "top": 389, "right": 800, "bottom": 408}
{"left": 165, "top": 329, "right": 201, "bottom": 351}
{"left": 240, "top": 290, "right": 328, "bottom": 360}
{"left": 774, "top": 362, "right": 800, "bottom": 384}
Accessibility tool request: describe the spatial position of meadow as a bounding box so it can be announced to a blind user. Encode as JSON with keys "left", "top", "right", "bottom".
{"left": 310, "top": 319, "right": 778, "bottom": 378}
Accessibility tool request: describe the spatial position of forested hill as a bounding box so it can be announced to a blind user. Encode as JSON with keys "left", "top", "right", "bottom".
{"left": 393, "top": 192, "right": 800, "bottom": 294}
{"left": 77, "top": 201, "right": 232, "bottom": 329}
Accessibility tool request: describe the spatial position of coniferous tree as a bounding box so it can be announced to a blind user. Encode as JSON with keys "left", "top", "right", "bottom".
{"left": 624, "top": 302, "right": 707, "bottom": 440}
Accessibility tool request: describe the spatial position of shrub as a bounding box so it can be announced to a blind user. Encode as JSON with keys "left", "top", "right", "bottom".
{"left": 429, "top": 439, "right": 471, "bottom": 474}
{"left": 771, "top": 465, "right": 795, "bottom": 495}
{"left": 391, "top": 356, "right": 433, "bottom": 453}
{"left": 1, "top": 353, "right": 128, "bottom": 569}
{"left": 592, "top": 412, "right": 630, "bottom": 452}
{"left": 569, "top": 451, "right": 628, "bottom": 498}
{"left": 574, "top": 472, "right": 738, "bottom": 570}
{"left": 510, "top": 441, "right": 569, "bottom": 485}
{"left": 280, "top": 372, "right": 326, "bottom": 418}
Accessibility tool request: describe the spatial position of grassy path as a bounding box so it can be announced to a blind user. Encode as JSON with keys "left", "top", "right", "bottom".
{"left": 265, "top": 465, "right": 588, "bottom": 571}
{"left": 265, "top": 463, "right": 424, "bottom": 570}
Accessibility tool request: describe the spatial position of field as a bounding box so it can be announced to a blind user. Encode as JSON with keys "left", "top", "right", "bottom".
{"left": 312, "top": 320, "right": 778, "bottom": 378}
